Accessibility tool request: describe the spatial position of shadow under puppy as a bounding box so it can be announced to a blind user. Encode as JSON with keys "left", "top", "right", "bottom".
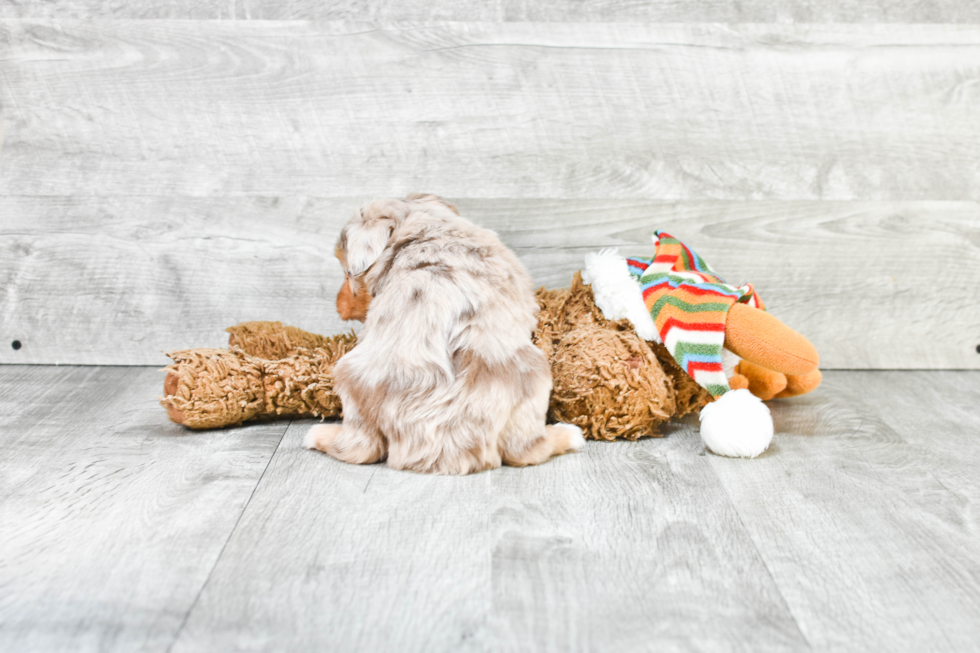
{"left": 306, "top": 194, "right": 584, "bottom": 474}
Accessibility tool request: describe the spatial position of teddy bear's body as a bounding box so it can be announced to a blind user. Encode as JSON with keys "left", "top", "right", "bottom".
{"left": 535, "top": 272, "right": 711, "bottom": 439}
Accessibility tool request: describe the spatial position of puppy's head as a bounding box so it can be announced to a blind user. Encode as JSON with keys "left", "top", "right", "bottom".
{"left": 404, "top": 192, "right": 459, "bottom": 215}
{"left": 335, "top": 194, "right": 459, "bottom": 321}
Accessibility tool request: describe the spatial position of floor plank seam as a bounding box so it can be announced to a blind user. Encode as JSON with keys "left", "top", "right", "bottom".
{"left": 163, "top": 420, "right": 291, "bottom": 653}
{"left": 706, "top": 458, "right": 813, "bottom": 650}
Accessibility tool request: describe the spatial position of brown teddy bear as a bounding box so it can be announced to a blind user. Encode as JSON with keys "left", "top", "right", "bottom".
{"left": 162, "top": 272, "right": 712, "bottom": 437}
{"left": 161, "top": 269, "right": 818, "bottom": 450}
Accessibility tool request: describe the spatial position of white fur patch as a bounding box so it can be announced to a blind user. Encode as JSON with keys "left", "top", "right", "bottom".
{"left": 344, "top": 220, "right": 392, "bottom": 275}
{"left": 582, "top": 249, "right": 660, "bottom": 343}
{"left": 303, "top": 425, "right": 321, "bottom": 449}
{"left": 698, "top": 389, "right": 773, "bottom": 458}
{"left": 304, "top": 423, "right": 341, "bottom": 450}
{"left": 554, "top": 423, "right": 586, "bottom": 451}
{"left": 721, "top": 348, "right": 742, "bottom": 379}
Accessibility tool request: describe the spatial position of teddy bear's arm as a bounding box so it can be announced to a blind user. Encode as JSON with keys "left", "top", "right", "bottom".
{"left": 161, "top": 343, "right": 351, "bottom": 429}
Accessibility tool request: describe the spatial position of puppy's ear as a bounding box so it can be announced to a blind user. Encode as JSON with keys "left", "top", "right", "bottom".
{"left": 342, "top": 219, "right": 394, "bottom": 275}
{"left": 339, "top": 199, "right": 411, "bottom": 275}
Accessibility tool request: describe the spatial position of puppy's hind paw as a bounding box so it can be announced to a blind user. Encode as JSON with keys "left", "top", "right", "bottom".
{"left": 305, "top": 423, "right": 342, "bottom": 452}
{"left": 547, "top": 423, "right": 586, "bottom": 452}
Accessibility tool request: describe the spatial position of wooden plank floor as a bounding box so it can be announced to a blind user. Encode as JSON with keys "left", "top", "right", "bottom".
{"left": 1, "top": 366, "right": 978, "bottom": 651}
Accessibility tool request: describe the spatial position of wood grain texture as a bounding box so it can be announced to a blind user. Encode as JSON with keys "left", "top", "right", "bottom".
{"left": 707, "top": 370, "right": 980, "bottom": 651}
{"left": 2, "top": 21, "right": 979, "bottom": 200}
{"left": 3, "top": 367, "right": 979, "bottom": 650}
{"left": 3, "top": 0, "right": 980, "bottom": 22}
{"left": 2, "top": 196, "right": 978, "bottom": 368}
{"left": 170, "top": 419, "right": 807, "bottom": 652}
{"left": 862, "top": 371, "right": 980, "bottom": 501}
{"left": 0, "top": 365, "right": 286, "bottom": 652}
{"left": 170, "top": 420, "right": 497, "bottom": 653}
{"left": 484, "top": 431, "right": 806, "bottom": 652}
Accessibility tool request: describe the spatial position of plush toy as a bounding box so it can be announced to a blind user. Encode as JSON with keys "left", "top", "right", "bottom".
{"left": 582, "top": 231, "right": 821, "bottom": 457}
{"left": 161, "top": 278, "right": 709, "bottom": 437}
{"left": 162, "top": 234, "right": 820, "bottom": 457}
{"left": 161, "top": 326, "right": 356, "bottom": 430}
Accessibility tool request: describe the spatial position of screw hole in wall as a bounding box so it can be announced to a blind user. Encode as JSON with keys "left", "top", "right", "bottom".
{"left": 976, "top": 344, "right": 980, "bottom": 354}
{"left": 11, "top": 340, "right": 21, "bottom": 350}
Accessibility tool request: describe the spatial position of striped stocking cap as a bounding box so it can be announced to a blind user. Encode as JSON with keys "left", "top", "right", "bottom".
{"left": 626, "top": 232, "right": 764, "bottom": 398}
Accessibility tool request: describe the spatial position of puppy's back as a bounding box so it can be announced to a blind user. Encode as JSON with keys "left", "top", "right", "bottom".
{"left": 326, "top": 197, "right": 564, "bottom": 474}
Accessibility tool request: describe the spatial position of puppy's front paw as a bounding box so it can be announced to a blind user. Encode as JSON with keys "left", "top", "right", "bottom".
{"left": 305, "top": 423, "right": 342, "bottom": 452}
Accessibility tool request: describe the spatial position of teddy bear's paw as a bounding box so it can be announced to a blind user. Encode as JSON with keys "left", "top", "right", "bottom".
{"left": 698, "top": 389, "right": 773, "bottom": 458}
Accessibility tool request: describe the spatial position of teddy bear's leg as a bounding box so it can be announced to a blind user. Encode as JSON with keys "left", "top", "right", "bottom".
{"left": 161, "top": 348, "right": 267, "bottom": 429}
{"left": 736, "top": 360, "right": 789, "bottom": 401}
{"left": 226, "top": 321, "right": 354, "bottom": 360}
{"left": 775, "top": 368, "right": 823, "bottom": 398}
{"left": 724, "top": 303, "right": 819, "bottom": 376}
{"left": 227, "top": 321, "right": 358, "bottom": 362}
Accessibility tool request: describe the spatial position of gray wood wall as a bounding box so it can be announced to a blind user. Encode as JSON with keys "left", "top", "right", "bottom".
{"left": 1, "top": 7, "right": 978, "bottom": 368}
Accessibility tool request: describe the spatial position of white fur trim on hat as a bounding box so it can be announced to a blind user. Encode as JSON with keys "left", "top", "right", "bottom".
{"left": 698, "top": 389, "right": 773, "bottom": 458}
{"left": 582, "top": 249, "right": 660, "bottom": 343}
{"left": 721, "top": 348, "right": 741, "bottom": 379}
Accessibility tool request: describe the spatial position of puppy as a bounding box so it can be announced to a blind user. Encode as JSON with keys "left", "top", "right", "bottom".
{"left": 305, "top": 194, "right": 584, "bottom": 474}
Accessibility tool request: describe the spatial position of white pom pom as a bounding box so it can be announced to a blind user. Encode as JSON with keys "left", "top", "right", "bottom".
{"left": 698, "top": 389, "right": 773, "bottom": 458}
{"left": 582, "top": 249, "right": 660, "bottom": 343}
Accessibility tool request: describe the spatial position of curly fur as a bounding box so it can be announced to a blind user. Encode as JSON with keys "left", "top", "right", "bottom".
{"left": 308, "top": 194, "right": 583, "bottom": 474}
